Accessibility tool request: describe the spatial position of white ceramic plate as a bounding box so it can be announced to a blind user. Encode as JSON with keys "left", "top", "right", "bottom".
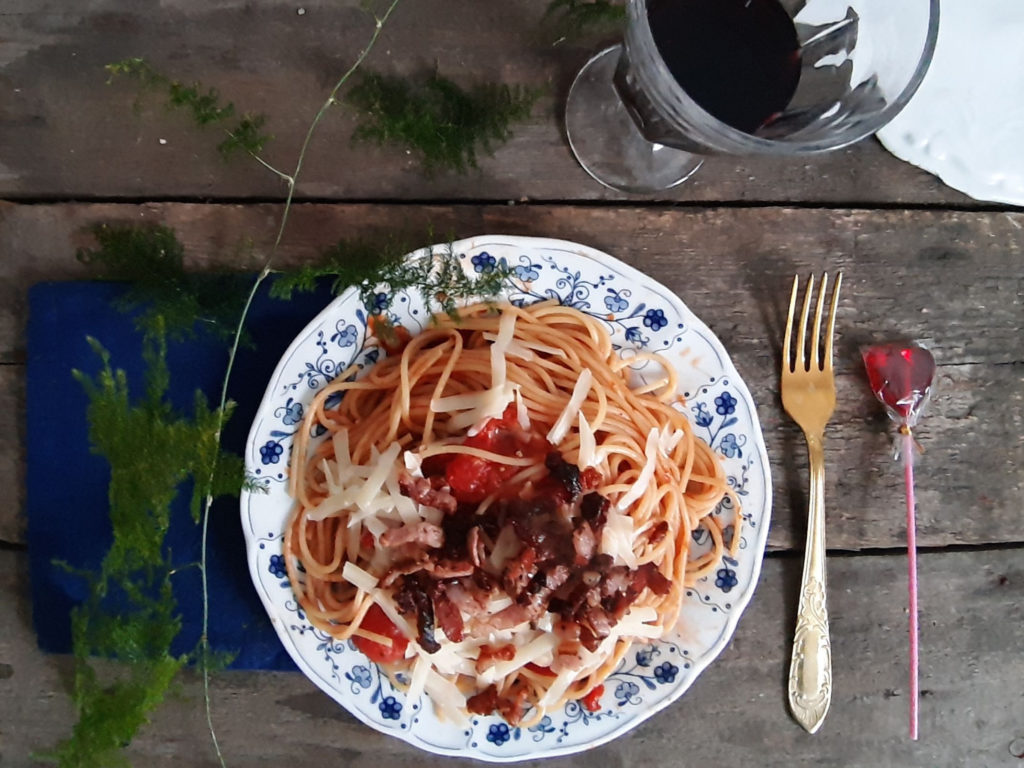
{"left": 240, "top": 236, "right": 772, "bottom": 761}
{"left": 877, "top": 0, "right": 1024, "bottom": 206}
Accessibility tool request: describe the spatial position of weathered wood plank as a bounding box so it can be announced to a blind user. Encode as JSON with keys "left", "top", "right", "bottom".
{"left": 3, "top": 203, "right": 1022, "bottom": 365}
{"left": 3, "top": 547, "right": 1021, "bottom": 766}
{"left": 0, "top": 0, "right": 987, "bottom": 205}
{"left": 0, "top": 366, "right": 23, "bottom": 546}
{"left": 2, "top": 203, "right": 1022, "bottom": 549}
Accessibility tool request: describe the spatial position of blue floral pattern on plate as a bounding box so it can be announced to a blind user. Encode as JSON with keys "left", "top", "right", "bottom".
{"left": 241, "top": 236, "right": 772, "bottom": 762}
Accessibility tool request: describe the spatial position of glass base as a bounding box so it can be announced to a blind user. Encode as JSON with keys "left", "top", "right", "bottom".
{"left": 565, "top": 45, "right": 703, "bottom": 194}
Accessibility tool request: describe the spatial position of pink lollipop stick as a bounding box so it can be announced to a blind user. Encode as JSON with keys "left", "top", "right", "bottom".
{"left": 902, "top": 428, "right": 919, "bottom": 740}
{"left": 862, "top": 341, "right": 935, "bottom": 741}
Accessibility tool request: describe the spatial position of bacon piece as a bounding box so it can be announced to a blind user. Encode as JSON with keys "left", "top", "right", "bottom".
{"left": 394, "top": 574, "right": 440, "bottom": 653}
{"left": 485, "top": 602, "right": 536, "bottom": 631}
{"left": 379, "top": 521, "right": 444, "bottom": 549}
{"left": 633, "top": 562, "right": 672, "bottom": 596}
{"left": 444, "top": 579, "right": 491, "bottom": 615}
{"left": 398, "top": 470, "right": 457, "bottom": 514}
{"left": 545, "top": 452, "right": 582, "bottom": 499}
{"left": 466, "top": 683, "right": 530, "bottom": 726}
{"left": 433, "top": 587, "right": 465, "bottom": 643}
{"left": 467, "top": 525, "right": 487, "bottom": 568}
{"left": 579, "top": 492, "right": 609, "bottom": 530}
{"left": 503, "top": 546, "right": 538, "bottom": 597}
{"left": 578, "top": 606, "right": 614, "bottom": 651}
{"left": 544, "top": 563, "right": 572, "bottom": 592}
{"left": 430, "top": 559, "right": 475, "bottom": 579}
{"left": 496, "top": 685, "right": 530, "bottom": 726}
{"left": 647, "top": 521, "right": 670, "bottom": 547}
{"left": 580, "top": 467, "right": 602, "bottom": 491}
{"left": 380, "top": 548, "right": 432, "bottom": 587}
{"left": 600, "top": 565, "right": 632, "bottom": 597}
{"left": 466, "top": 685, "right": 502, "bottom": 716}
{"left": 572, "top": 522, "right": 597, "bottom": 566}
{"left": 475, "top": 643, "right": 517, "bottom": 673}
{"left": 551, "top": 643, "right": 584, "bottom": 672}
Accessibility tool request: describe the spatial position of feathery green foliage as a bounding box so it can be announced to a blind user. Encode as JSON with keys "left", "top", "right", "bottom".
{"left": 40, "top": 323, "right": 241, "bottom": 767}
{"left": 269, "top": 236, "right": 514, "bottom": 321}
{"left": 346, "top": 70, "right": 542, "bottom": 174}
{"left": 76, "top": 223, "right": 254, "bottom": 343}
{"left": 543, "top": 0, "right": 626, "bottom": 41}
{"left": 106, "top": 58, "right": 271, "bottom": 158}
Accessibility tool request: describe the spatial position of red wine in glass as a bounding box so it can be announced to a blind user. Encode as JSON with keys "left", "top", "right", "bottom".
{"left": 647, "top": 0, "right": 802, "bottom": 133}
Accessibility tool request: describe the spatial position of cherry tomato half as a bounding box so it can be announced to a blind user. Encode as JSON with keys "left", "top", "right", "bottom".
{"left": 352, "top": 603, "right": 409, "bottom": 664}
{"left": 581, "top": 684, "right": 605, "bottom": 712}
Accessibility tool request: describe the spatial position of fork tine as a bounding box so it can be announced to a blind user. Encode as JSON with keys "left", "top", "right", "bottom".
{"left": 796, "top": 274, "right": 814, "bottom": 372}
{"left": 824, "top": 271, "right": 843, "bottom": 370}
{"left": 783, "top": 275, "right": 799, "bottom": 373}
{"left": 811, "top": 273, "right": 828, "bottom": 370}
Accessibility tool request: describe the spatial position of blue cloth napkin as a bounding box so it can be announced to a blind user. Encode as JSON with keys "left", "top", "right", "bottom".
{"left": 25, "top": 280, "right": 336, "bottom": 670}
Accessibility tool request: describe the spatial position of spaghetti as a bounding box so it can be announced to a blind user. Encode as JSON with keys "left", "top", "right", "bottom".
{"left": 285, "top": 301, "right": 737, "bottom": 725}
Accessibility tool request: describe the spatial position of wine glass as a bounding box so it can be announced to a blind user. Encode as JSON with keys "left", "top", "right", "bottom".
{"left": 564, "top": 0, "right": 940, "bottom": 193}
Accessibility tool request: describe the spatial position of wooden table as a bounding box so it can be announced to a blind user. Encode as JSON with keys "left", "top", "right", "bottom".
{"left": 2, "top": 2, "right": 1022, "bottom": 766}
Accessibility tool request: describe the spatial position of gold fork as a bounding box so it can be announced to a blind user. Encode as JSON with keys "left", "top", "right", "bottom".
{"left": 782, "top": 272, "right": 842, "bottom": 734}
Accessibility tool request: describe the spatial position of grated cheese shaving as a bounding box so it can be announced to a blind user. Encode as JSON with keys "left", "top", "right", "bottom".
{"left": 539, "top": 665, "right": 579, "bottom": 708}
{"left": 488, "top": 633, "right": 559, "bottom": 681}
{"left": 577, "top": 411, "right": 597, "bottom": 468}
{"left": 514, "top": 386, "right": 530, "bottom": 430}
{"left": 484, "top": 332, "right": 567, "bottom": 359}
{"left": 341, "top": 561, "right": 378, "bottom": 592}
{"left": 403, "top": 450, "right": 423, "bottom": 476}
{"left": 546, "top": 368, "right": 593, "bottom": 445}
{"left": 659, "top": 426, "right": 685, "bottom": 456}
{"left": 448, "top": 383, "right": 515, "bottom": 433}
{"left": 362, "top": 514, "right": 387, "bottom": 539}
{"left": 404, "top": 654, "right": 430, "bottom": 711}
{"left": 601, "top": 510, "right": 639, "bottom": 568}
{"left": 332, "top": 428, "right": 351, "bottom": 471}
{"left": 423, "top": 669, "right": 470, "bottom": 726}
{"left": 353, "top": 442, "right": 402, "bottom": 511}
{"left": 616, "top": 428, "right": 659, "bottom": 511}
{"left": 611, "top": 606, "right": 662, "bottom": 640}
{"left": 490, "top": 308, "right": 517, "bottom": 390}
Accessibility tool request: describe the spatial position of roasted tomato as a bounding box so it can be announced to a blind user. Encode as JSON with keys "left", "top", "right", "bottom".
{"left": 445, "top": 405, "right": 550, "bottom": 504}
{"left": 581, "top": 684, "right": 605, "bottom": 712}
{"left": 352, "top": 603, "right": 409, "bottom": 664}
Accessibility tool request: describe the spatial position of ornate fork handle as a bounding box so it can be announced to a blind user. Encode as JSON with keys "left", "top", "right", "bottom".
{"left": 788, "top": 432, "right": 832, "bottom": 733}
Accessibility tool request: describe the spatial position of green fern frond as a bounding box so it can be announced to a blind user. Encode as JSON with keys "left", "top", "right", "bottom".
{"left": 543, "top": 0, "right": 627, "bottom": 42}
{"left": 346, "top": 70, "right": 542, "bottom": 174}
{"left": 106, "top": 57, "right": 271, "bottom": 158}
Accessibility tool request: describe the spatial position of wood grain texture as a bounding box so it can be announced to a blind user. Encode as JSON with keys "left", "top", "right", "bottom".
{"left": 2, "top": 202, "right": 1022, "bottom": 550}
{"left": 2, "top": 547, "right": 1022, "bottom": 767}
{"left": 0, "top": 0, "right": 988, "bottom": 205}
{"left": 0, "top": 366, "right": 24, "bottom": 545}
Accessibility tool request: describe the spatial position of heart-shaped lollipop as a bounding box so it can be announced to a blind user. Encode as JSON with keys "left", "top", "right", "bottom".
{"left": 862, "top": 342, "right": 936, "bottom": 429}
{"left": 861, "top": 341, "right": 936, "bottom": 742}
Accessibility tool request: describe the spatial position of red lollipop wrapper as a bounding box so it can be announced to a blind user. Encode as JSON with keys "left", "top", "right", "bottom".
{"left": 862, "top": 342, "right": 936, "bottom": 430}
{"left": 861, "top": 340, "right": 936, "bottom": 742}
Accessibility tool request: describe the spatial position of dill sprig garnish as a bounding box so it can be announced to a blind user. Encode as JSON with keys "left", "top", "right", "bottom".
{"left": 106, "top": 58, "right": 271, "bottom": 158}
{"left": 76, "top": 223, "right": 254, "bottom": 343}
{"left": 542, "top": 0, "right": 626, "bottom": 42}
{"left": 40, "top": 321, "right": 243, "bottom": 768}
{"left": 345, "top": 70, "right": 542, "bottom": 174}
{"left": 269, "top": 236, "right": 514, "bottom": 321}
